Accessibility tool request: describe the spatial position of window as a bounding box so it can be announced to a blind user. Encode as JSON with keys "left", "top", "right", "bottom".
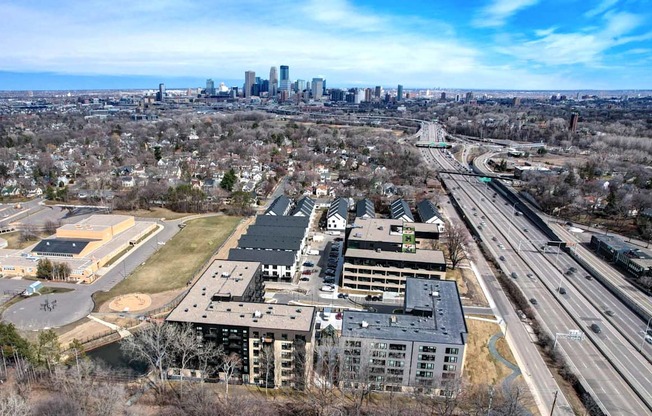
{"left": 445, "top": 347, "right": 459, "bottom": 355}
{"left": 443, "top": 364, "right": 457, "bottom": 372}
{"left": 418, "top": 354, "right": 436, "bottom": 361}
{"left": 444, "top": 356, "right": 458, "bottom": 363}
{"left": 418, "top": 363, "right": 434, "bottom": 369}
{"left": 419, "top": 345, "right": 436, "bottom": 353}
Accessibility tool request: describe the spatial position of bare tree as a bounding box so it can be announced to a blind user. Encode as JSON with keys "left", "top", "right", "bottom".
{"left": 259, "top": 344, "right": 275, "bottom": 393}
{"left": 0, "top": 392, "right": 30, "bottom": 416}
{"left": 120, "top": 321, "right": 177, "bottom": 390}
{"left": 220, "top": 352, "right": 242, "bottom": 400}
{"left": 340, "top": 339, "right": 377, "bottom": 416}
{"left": 445, "top": 221, "right": 471, "bottom": 270}
{"left": 170, "top": 323, "right": 201, "bottom": 390}
{"left": 311, "top": 334, "right": 343, "bottom": 415}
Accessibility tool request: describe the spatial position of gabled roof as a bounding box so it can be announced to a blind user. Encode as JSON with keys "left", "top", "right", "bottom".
{"left": 245, "top": 225, "right": 307, "bottom": 239}
{"left": 355, "top": 198, "right": 375, "bottom": 219}
{"left": 264, "top": 195, "right": 292, "bottom": 216}
{"left": 390, "top": 199, "right": 414, "bottom": 222}
{"left": 417, "top": 199, "right": 444, "bottom": 224}
{"left": 238, "top": 234, "right": 303, "bottom": 251}
{"left": 327, "top": 197, "right": 348, "bottom": 220}
{"left": 254, "top": 215, "right": 310, "bottom": 228}
{"left": 292, "top": 196, "right": 315, "bottom": 217}
{"left": 228, "top": 248, "right": 296, "bottom": 266}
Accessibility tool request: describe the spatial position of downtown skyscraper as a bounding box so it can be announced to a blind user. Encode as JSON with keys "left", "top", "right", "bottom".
{"left": 244, "top": 70, "right": 256, "bottom": 98}
{"left": 269, "top": 66, "right": 278, "bottom": 98}
{"left": 280, "top": 65, "right": 290, "bottom": 93}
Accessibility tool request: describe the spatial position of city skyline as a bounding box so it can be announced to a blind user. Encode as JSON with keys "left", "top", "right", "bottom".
{"left": 1, "top": 0, "right": 651, "bottom": 90}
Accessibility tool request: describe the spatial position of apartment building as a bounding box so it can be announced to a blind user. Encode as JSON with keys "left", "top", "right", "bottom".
{"left": 340, "top": 279, "right": 467, "bottom": 393}
{"left": 167, "top": 260, "right": 315, "bottom": 388}
{"left": 342, "top": 218, "right": 445, "bottom": 293}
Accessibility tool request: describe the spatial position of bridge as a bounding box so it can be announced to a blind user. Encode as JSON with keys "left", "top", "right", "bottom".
{"left": 438, "top": 170, "right": 514, "bottom": 181}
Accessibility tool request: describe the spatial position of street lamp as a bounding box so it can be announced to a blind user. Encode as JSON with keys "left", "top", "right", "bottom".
{"left": 640, "top": 316, "right": 652, "bottom": 352}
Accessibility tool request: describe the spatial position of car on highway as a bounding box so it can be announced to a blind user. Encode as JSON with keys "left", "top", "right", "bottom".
{"left": 523, "top": 228, "right": 528, "bottom": 232}
{"left": 492, "top": 236, "right": 497, "bottom": 241}
{"left": 498, "top": 244, "right": 505, "bottom": 249}
{"left": 530, "top": 298, "right": 538, "bottom": 305}
{"left": 569, "top": 267, "right": 577, "bottom": 273}
{"left": 303, "top": 261, "right": 315, "bottom": 267}
{"left": 558, "top": 287, "right": 566, "bottom": 295}
{"left": 526, "top": 273, "right": 534, "bottom": 279}
{"left": 605, "top": 310, "right": 614, "bottom": 317}
{"left": 590, "top": 323, "right": 601, "bottom": 334}
{"left": 511, "top": 272, "right": 518, "bottom": 279}
{"left": 320, "top": 285, "right": 335, "bottom": 292}
{"left": 585, "top": 275, "right": 593, "bottom": 280}
{"left": 565, "top": 270, "right": 573, "bottom": 276}
{"left": 499, "top": 256, "right": 506, "bottom": 261}
{"left": 645, "top": 335, "right": 652, "bottom": 345}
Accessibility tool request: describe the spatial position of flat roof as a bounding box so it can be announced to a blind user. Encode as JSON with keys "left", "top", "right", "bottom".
{"left": 32, "top": 238, "right": 93, "bottom": 255}
{"left": 167, "top": 299, "right": 315, "bottom": 332}
{"left": 58, "top": 214, "right": 132, "bottom": 232}
{"left": 344, "top": 247, "right": 445, "bottom": 265}
{"left": 196, "top": 260, "right": 261, "bottom": 298}
{"left": 349, "top": 218, "right": 404, "bottom": 244}
{"left": 342, "top": 309, "right": 466, "bottom": 345}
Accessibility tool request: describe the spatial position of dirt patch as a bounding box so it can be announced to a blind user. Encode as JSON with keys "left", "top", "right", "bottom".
{"left": 57, "top": 318, "right": 110, "bottom": 348}
{"left": 464, "top": 319, "right": 513, "bottom": 385}
{"left": 213, "top": 216, "right": 255, "bottom": 261}
{"left": 108, "top": 293, "right": 152, "bottom": 312}
{"left": 448, "top": 267, "right": 489, "bottom": 307}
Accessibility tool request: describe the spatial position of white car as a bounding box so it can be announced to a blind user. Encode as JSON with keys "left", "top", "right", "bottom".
{"left": 320, "top": 285, "right": 335, "bottom": 292}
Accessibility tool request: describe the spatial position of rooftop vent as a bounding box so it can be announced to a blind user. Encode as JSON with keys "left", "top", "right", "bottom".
{"left": 430, "top": 291, "right": 439, "bottom": 297}
{"left": 254, "top": 310, "right": 262, "bottom": 318}
{"left": 375, "top": 248, "right": 382, "bottom": 253}
{"left": 361, "top": 321, "right": 369, "bottom": 328}
{"left": 221, "top": 272, "right": 230, "bottom": 278}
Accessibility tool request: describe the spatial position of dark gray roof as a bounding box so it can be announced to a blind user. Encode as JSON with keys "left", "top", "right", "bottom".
{"left": 390, "top": 199, "right": 414, "bottom": 222}
{"left": 292, "top": 196, "right": 315, "bottom": 217}
{"left": 32, "top": 239, "right": 93, "bottom": 255}
{"left": 327, "top": 197, "right": 348, "bottom": 219}
{"left": 265, "top": 195, "right": 292, "bottom": 216}
{"left": 238, "top": 234, "right": 303, "bottom": 251}
{"left": 342, "top": 278, "right": 467, "bottom": 345}
{"left": 228, "top": 248, "right": 296, "bottom": 266}
{"left": 254, "top": 215, "right": 310, "bottom": 228}
{"left": 416, "top": 199, "right": 443, "bottom": 223}
{"left": 245, "top": 225, "right": 307, "bottom": 238}
{"left": 355, "top": 198, "right": 375, "bottom": 219}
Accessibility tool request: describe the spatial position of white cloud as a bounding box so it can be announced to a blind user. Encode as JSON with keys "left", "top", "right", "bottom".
{"left": 473, "top": 0, "right": 539, "bottom": 28}
{"left": 584, "top": 0, "right": 619, "bottom": 18}
{"left": 497, "top": 12, "right": 651, "bottom": 66}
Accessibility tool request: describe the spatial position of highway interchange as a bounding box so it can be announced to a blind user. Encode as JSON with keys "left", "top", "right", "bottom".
{"left": 420, "top": 122, "right": 652, "bottom": 415}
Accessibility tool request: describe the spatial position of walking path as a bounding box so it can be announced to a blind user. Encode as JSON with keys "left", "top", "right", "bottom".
{"left": 87, "top": 314, "right": 132, "bottom": 338}
{"left": 488, "top": 332, "right": 521, "bottom": 391}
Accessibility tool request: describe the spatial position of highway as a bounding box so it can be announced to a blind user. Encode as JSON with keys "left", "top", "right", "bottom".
{"left": 419, "top": 128, "right": 652, "bottom": 415}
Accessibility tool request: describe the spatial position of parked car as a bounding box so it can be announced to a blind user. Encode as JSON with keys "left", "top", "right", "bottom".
{"left": 325, "top": 268, "right": 336, "bottom": 275}
{"left": 337, "top": 293, "right": 349, "bottom": 299}
{"left": 302, "top": 270, "right": 312, "bottom": 275}
{"left": 530, "top": 298, "right": 538, "bottom": 305}
{"left": 303, "top": 261, "right": 315, "bottom": 267}
{"left": 299, "top": 276, "right": 310, "bottom": 282}
{"left": 334, "top": 237, "right": 343, "bottom": 242}
{"left": 323, "top": 278, "right": 335, "bottom": 284}
{"left": 590, "top": 323, "right": 601, "bottom": 333}
{"left": 320, "top": 285, "right": 335, "bottom": 292}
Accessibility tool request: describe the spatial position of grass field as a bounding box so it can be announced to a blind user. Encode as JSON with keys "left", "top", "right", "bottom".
{"left": 1, "top": 231, "right": 48, "bottom": 249}
{"left": 464, "top": 319, "right": 515, "bottom": 385}
{"left": 112, "top": 207, "right": 193, "bottom": 220}
{"left": 92, "top": 215, "right": 241, "bottom": 309}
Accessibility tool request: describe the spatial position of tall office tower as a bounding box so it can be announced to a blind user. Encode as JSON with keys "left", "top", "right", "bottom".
{"left": 244, "top": 71, "right": 256, "bottom": 98}
{"left": 280, "top": 65, "right": 290, "bottom": 93}
{"left": 157, "top": 83, "right": 165, "bottom": 102}
{"left": 311, "top": 78, "right": 324, "bottom": 100}
{"left": 569, "top": 113, "right": 579, "bottom": 133}
{"left": 465, "top": 91, "right": 473, "bottom": 102}
{"left": 364, "top": 88, "right": 372, "bottom": 102}
{"left": 296, "top": 79, "right": 306, "bottom": 93}
{"left": 269, "top": 66, "right": 278, "bottom": 97}
{"left": 512, "top": 97, "right": 521, "bottom": 107}
{"left": 374, "top": 86, "right": 382, "bottom": 99}
{"left": 440, "top": 92, "right": 446, "bottom": 100}
{"left": 397, "top": 84, "right": 403, "bottom": 101}
{"left": 322, "top": 79, "right": 327, "bottom": 95}
{"left": 205, "top": 79, "right": 215, "bottom": 95}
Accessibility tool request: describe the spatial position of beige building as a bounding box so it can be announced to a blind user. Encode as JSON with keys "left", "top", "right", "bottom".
{"left": 167, "top": 260, "right": 315, "bottom": 388}
{"left": 0, "top": 214, "right": 156, "bottom": 282}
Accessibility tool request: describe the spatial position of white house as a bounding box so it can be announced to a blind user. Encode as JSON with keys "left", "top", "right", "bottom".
{"left": 327, "top": 198, "right": 348, "bottom": 231}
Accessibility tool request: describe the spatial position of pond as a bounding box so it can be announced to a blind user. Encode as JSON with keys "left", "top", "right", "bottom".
{"left": 87, "top": 340, "right": 149, "bottom": 376}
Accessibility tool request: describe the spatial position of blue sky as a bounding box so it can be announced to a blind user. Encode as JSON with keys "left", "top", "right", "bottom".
{"left": 1, "top": 0, "right": 651, "bottom": 90}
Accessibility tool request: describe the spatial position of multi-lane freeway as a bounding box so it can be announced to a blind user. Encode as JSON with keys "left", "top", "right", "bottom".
{"left": 419, "top": 124, "right": 652, "bottom": 415}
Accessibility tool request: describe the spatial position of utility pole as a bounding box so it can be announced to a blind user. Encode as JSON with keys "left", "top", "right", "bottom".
{"left": 487, "top": 385, "right": 494, "bottom": 415}
{"left": 549, "top": 390, "right": 558, "bottom": 416}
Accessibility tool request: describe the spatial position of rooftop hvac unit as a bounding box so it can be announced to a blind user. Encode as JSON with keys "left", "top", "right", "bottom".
{"left": 253, "top": 310, "right": 262, "bottom": 318}
{"left": 221, "top": 272, "right": 231, "bottom": 278}
{"left": 361, "top": 321, "right": 369, "bottom": 328}
{"left": 430, "top": 291, "right": 439, "bottom": 297}
{"left": 375, "top": 248, "right": 381, "bottom": 253}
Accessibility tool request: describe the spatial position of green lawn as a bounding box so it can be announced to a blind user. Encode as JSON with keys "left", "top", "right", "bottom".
{"left": 92, "top": 215, "right": 241, "bottom": 309}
